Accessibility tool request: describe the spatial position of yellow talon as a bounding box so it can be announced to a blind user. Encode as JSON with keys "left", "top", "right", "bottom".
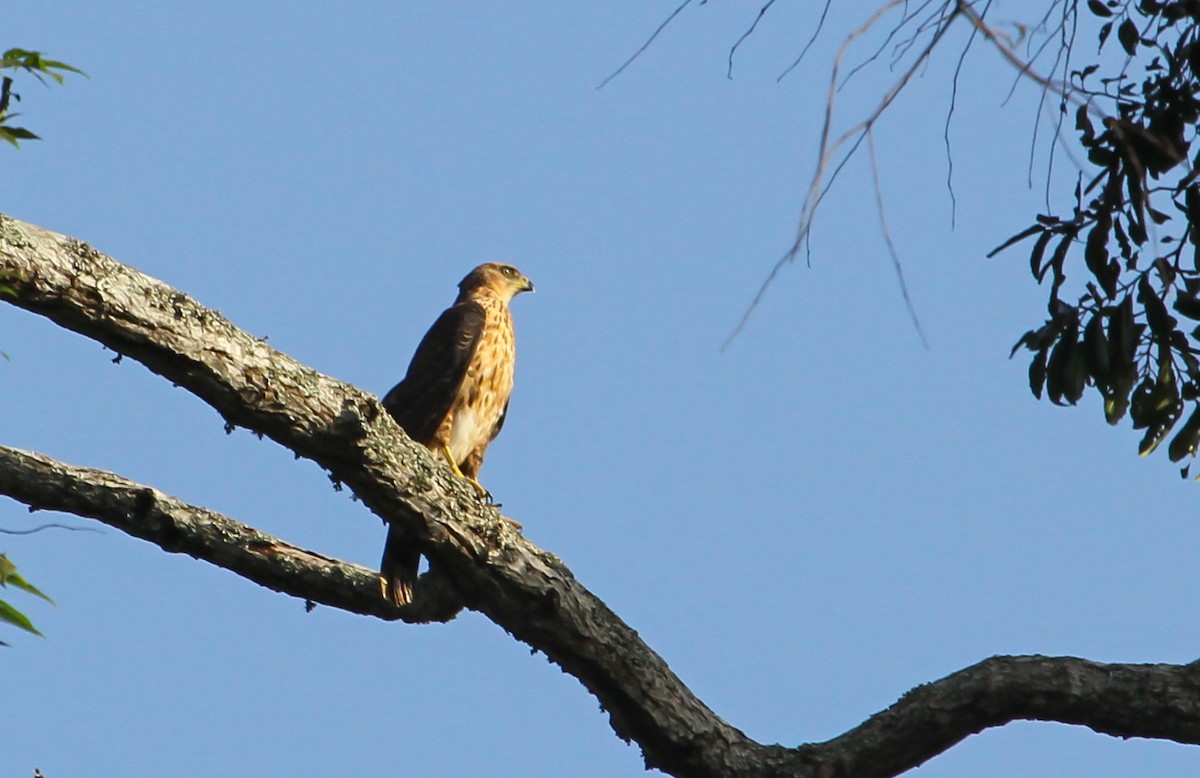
{"left": 440, "top": 446, "right": 493, "bottom": 501}
{"left": 440, "top": 446, "right": 467, "bottom": 478}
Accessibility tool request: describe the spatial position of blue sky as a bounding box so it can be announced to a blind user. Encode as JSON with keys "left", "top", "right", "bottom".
{"left": 4, "top": 3, "right": 1199, "bottom": 776}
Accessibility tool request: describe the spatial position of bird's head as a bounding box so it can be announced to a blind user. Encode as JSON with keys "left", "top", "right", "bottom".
{"left": 458, "top": 262, "right": 535, "bottom": 303}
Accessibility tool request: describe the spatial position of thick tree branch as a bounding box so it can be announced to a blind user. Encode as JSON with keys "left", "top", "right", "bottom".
{"left": 820, "top": 654, "right": 1200, "bottom": 776}
{"left": 0, "top": 212, "right": 750, "bottom": 776}
{"left": 0, "top": 445, "right": 462, "bottom": 623}
{"left": 3, "top": 211, "right": 1200, "bottom": 777}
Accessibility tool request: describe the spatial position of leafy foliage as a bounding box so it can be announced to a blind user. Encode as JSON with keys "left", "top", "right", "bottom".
{"left": 0, "top": 48, "right": 85, "bottom": 149}
{"left": 998, "top": 1, "right": 1200, "bottom": 469}
{"left": 0, "top": 553, "right": 53, "bottom": 644}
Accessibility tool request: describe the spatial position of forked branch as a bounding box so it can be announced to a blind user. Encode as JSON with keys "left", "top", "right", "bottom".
{"left": 2, "top": 212, "right": 1198, "bottom": 777}
{"left": 0, "top": 445, "right": 461, "bottom": 623}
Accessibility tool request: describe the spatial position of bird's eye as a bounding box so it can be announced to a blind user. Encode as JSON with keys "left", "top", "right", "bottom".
{"left": 501, "top": 266, "right": 515, "bottom": 277}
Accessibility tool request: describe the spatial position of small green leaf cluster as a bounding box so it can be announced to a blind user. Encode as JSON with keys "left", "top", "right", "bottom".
{"left": 0, "top": 553, "right": 53, "bottom": 645}
{"left": 0, "top": 48, "right": 85, "bottom": 149}
{"left": 999, "top": 1, "right": 1200, "bottom": 470}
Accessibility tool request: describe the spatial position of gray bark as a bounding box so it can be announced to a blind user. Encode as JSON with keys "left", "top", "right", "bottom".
{"left": 2, "top": 212, "right": 1198, "bottom": 777}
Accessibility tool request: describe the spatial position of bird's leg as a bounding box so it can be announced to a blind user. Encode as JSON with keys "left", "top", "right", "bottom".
{"left": 440, "top": 446, "right": 495, "bottom": 503}
{"left": 436, "top": 447, "right": 520, "bottom": 527}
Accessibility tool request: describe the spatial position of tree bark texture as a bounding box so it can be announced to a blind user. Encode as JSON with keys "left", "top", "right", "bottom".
{"left": 2, "top": 212, "right": 1198, "bottom": 777}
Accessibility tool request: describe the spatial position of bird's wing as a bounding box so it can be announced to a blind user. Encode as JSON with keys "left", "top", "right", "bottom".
{"left": 383, "top": 300, "right": 486, "bottom": 444}
{"left": 379, "top": 300, "right": 486, "bottom": 606}
{"left": 490, "top": 399, "right": 509, "bottom": 441}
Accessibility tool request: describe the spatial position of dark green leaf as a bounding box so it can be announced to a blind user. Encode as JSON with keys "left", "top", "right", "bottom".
{"left": 1169, "top": 404, "right": 1200, "bottom": 461}
{"left": 1188, "top": 41, "right": 1200, "bottom": 83}
{"left": 1011, "top": 330, "right": 1033, "bottom": 358}
{"left": 1113, "top": 216, "right": 1133, "bottom": 260}
{"left": 1076, "top": 104, "right": 1096, "bottom": 145}
{"left": 1045, "top": 322, "right": 1081, "bottom": 405}
{"left": 1011, "top": 329, "right": 1037, "bottom": 357}
{"left": 0, "top": 568, "right": 53, "bottom": 604}
{"left": 1155, "top": 257, "right": 1176, "bottom": 290}
{"left": 1087, "top": 0, "right": 1114, "bottom": 16}
{"left": 1065, "top": 341, "right": 1088, "bottom": 404}
{"left": 1127, "top": 208, "right": 1147, "bottom": 248}
{"left": 0, "top": 554, "right": 54, "bottom": 603}
{"left": 1029, "top": 348, "right": 1048, "bottom": 399}
{"left": 1136, "top": 353, "right": 1184, "bottom": 452}
{"left": 987, "top": 224, "right": 1042, "bottom": 258}
{"left": 1181, "top": 348, "right": 1200, "bottom": 384}
{"left": 1139, "top": 273, "right": 1177, "bottom": 338}
{"left": 1043, "top": 230, "right": 1077, "bottom": 296}
{"left": 1083, "top": 313, "right": 1111, "bottom": 383}
{"left": 0, "top": 126, "right": 38, "bottom": 140}
{"left": 38, "top": 59, "right": 87, "bottom": 78}
{"left": 1174, "top": 294, "right": 1200, "bottom": 320}
{"left": 1084, "top": 219, "right": 1116, "bottom": 297}
{"left": 1111, "top": 295, "right": 1138, "bottom": 367}
{"left": 1105, "top": 373, "right": 1135, "bottom": 424}
{"left": 1158, "top": 351, "right": 1180, "bottom": 414}
{"left": 1140, "top": 424, "right": 1170, "bottom": 456}
{"left": 0, "top": 599, "right": 42, "bottom": 637}
{"left": 0, "top": 126, "right": 39, "bottom": 148}
{"left": 1029, "top": 230, "right": 1054, "bottom": 281}
{"left": 1118, "top": 18, "right": 1139, "bottom": 56}
{"left": 1186, "top": 186, "right": 1200, "bottom": 249}
{"left": 1131, "top": 377, "right": 1157, "bottom": 429}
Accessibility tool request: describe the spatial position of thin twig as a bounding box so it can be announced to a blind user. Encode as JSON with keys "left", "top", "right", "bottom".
{"left": 945, "top": 0, "right": 992, "bottom": 228}
{"left": 890, "top": 0, "right": 951, "bottom": 67}
{"left": 778, "top": 0, "right": 834, "bottom": 82}
{"left": 840, "top": 0, "right": 939, "bottom": 91}
{"left": 728, "top": 0, "right": 777, "bottom": 79}
{"left": 1038, "top": 0, "right": 1077, "bottom": 211}
{"left": 1002, "top": 10, "right": 1065, "bottom": 109}
{"left": 0, "top": 522, "right": 101, "bottom": 535}
{"left": 597, "top": 0, "right": 695, "bottom": 89}
{"left": 868, "top": 130, "right": 929, "bottom": 349}
{"left": 726, "top": 0, "right": 953, "bottom": 349}
{"left": 958, "top": 1, "right": 1081, "bottom": 109}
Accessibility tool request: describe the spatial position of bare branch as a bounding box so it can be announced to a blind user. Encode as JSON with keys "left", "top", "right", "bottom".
{"left": 836, "top": 0, "right": 938, "bottom": 91}
{"left": 725, "top": 0, "right": 952, "bottom": 349}
{"left": 957, "top": 0, "right": 1080, "bottom": 109}
{"left": 728, "top": 0, "right": 1111, "bottom": 349}
{"left": 817, "top": 654, "right": 1200, "bottom": 776}
{"left": 0, "top": 445, "right": 461, "bottom": 623}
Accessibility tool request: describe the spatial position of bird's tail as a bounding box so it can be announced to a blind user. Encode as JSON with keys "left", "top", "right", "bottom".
{"left": 380, "top": 523, "right": 419, "bottom": 606}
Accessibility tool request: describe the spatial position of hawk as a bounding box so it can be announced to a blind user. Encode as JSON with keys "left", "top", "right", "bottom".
{"left": 380, "top": 262, "right": 534, "bottom": 605}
